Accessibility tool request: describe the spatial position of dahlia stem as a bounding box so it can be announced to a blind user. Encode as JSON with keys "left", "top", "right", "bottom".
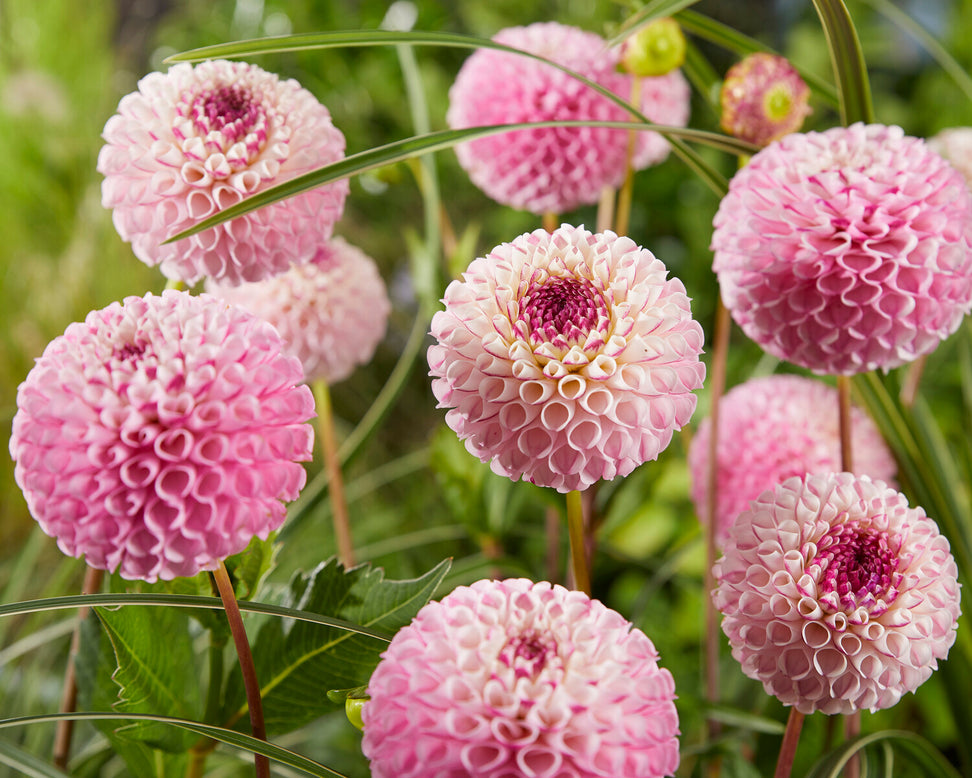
{"left": 53, "top": 564, "right": 104, "bottom": 769}
{"left": 704, "top": 297, "right": 732, "bottom": 749}
{"left": 899, "top": 354, "right": 926, "bottom": 408}
{"left": 614, "top": 77, "right": 643, "bottom": 237}
{"left": 545, "top": 505, "right": 562, "bottom": 584}
{"left": 844, "top": 710, "right": 861, "bottom": 778}
{"left": 542, "top": 212, "right": 558, "bottom": 233}
{"left": 837, "top": 374, "right": 854, "bottom": 472}
{"left": 212, "top": 560, "right": 269, "bottom": 778}
{"left": 774, "top": 708, "right": 805, "bottom": 778}
{"left": 565, "top": 490, "right": 591, "bottom": 595}
{"left": 312, "top": 379, "right": 355, "bottom": 568}
{"left": 163, "top": 278, "right": 187, "bottom": 292}
{"left": 596, "top": 185, "right": 616, "bottom": 233}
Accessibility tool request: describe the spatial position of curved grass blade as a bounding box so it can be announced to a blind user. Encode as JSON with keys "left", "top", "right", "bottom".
{"left": 0, "top": 593, "right": 392, "bottom": 641}
{"left": 811, "top": 0, "right": 874, "bottom": 124}
{"left": 0, "top": 739, "right": 71, "bottom": 778}
{"left": 859, "top": 0, "right": 972, "bottom": 104}
{"left": 606, "top": 0, "right": 703, "bottom": 47}
{"left": 0, "top": 713, "right": 347, "bottom": 778}
{"left": 675, "top": 9, "right": 839, "bottom": 108}
{"left": 162, "top": 121, "right": 745, "bottom": 246}
{"left": 805, "top": 729, "right": 962, "bottom": 778}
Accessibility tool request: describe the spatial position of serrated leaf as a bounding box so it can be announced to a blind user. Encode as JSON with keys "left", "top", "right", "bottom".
{"left": 74, "top": 616, "right": 189, "bottom": 776}
{"left": 221, "top": 558, "right": 451, "bottom": 736}
{"left": 94, "top": 604, "right": 201, "bottom": 751}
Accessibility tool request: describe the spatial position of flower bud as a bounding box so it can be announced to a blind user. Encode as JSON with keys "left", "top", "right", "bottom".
{"left": 720, "top": 52, "right": 811, "bottom": 147}
{"left": 345, "top": 695, "right": 367, "bottom": 731}
{"left": 620, "top": 17, "right": 687, "bottom": 76}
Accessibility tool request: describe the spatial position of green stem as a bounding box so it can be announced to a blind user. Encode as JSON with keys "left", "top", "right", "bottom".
{"left": 614, "top": 78, "right": 642, "bottom": 237}
{"left": 566, "top": 490, "right": 591, "bottom": 595}
{"left": 838, "top": 374, "right": 854, "bottom": 473}
{"left": 212, "top": 561, "right": 269, "bottom": 778}
{"left": 312, "top": 380, "right": 355, "bottom": 568}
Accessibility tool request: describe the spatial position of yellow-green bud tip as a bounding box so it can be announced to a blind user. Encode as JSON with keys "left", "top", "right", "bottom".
{"left": 346, "top": 695, "right": 367, "bottom": 731}
{"left": 620, "top": 18, "right": 686, "bottom": 77}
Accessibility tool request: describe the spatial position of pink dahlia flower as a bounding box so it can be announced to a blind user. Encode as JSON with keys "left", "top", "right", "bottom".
{"left": 711, "top": 123, "right": 972, "bottom": 374}
{"left": 446, "top": 22, "right": 690, "bottom": 214}
{"left": 206, "top": 236, "right": 390, "bottom": 384}
{"left": 362, "top": 578, "right": 680, "bottom": 778}
{"left": 928, "top": 127, "right": 972, "bottom": 191}
{"left": 688, "top": 375, "right": 896, "bottom": 547}
{"left": 98, "top": 60, "right": 348, "bottom": 286}
{"left": 714, "top": 472, "right": 961, "bottom": 715}
{"left": 9, "top": 290, "right": 315, "bottom": 582}
{"left": 719, "top": 52, "right": 811, "bottom": 147}
{"left": 428, "top": 224, "right": 705, "bottom": 493}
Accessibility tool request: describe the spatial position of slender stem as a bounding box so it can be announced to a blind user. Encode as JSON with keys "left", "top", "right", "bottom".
{"left": 542, "top": 212, "right": 558, "bottom": 233}
{"left": 899, "top": 354, "right": 926, "bottom": 408}
{"left": 596, "top": 186, "right": 616, "bottom": 233}
{"left": 545, "top": 506, "right": 562, "bottom": 584}
{"left": 844, "top": 710, "right": 861, "bottom": 778}
{"left": 212, "top": 560, "right": 269, "bottom": 778}
{"left": 312, "top": 380, "right": 355, "bottom": 568}
{"left": 565, "top": 490, "right": 591, "bottom": 595}
{"left": 53, "top": 564, "right": 104, "bottom": 769}
{"left": 704, "top": 297, "right": 731, "bottom": 752}
{"left": 163, "top": 278, "right": 187, "bottom": 292}
{"left": 614, "top": 77, "right": 642, "bottom": 237}
{"left": 774, "top": 708, "right": 806, "bottom": 778}
{"left": 837, "top": 374, "right": 854, "bottom": 472}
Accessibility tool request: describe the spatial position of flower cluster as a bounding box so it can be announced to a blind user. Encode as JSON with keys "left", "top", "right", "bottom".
{"left": 207, "top": 236, "right": 390, "bottom": 384}
{"left": 98, "top": 59, "right": 348, "bottom": 286}
{"left": 362, "top": 578, "right": 680, "bottom": 778}
{"left": 9, "top": 291, "right": 315, "bottom": 582}
{"left": 447, "top": 22, "right": 690, "bottom": 214}
{"left": 688, "top": 374, "right": 896, "bottom": 545}
{"left": 428, "top": 224, "right": 705, "bottom": 493}
{"left": 711, "top": 123, "right": 972, "bottom": 374}
{"left": 714, "top": 472, "right": 961, "bottom": 714}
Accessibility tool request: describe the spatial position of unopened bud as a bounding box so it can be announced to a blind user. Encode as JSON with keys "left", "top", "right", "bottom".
{"left": 620, "top": 18, "right": 686, "bottom": 77}
{"left": 720, "top": 52, "right": 811, "bottom": 147}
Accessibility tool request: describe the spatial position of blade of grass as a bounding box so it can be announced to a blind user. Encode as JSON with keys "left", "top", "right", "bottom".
{"left": 806, "top": 730, "right": 962, "bottom": 778}
{"left": 0, "top": 713, "right": 347, "bottom": 778}
{"left": 811, "top": 0, "right": 874, "bottom": 124}
{"left": 676, "top": 9, "right": 839, "bottom": 108}
{"left": 858, "top": 0, "right": 972, "bottom": 105}
{"left": 606, "top": 0, "right": 704, "bottom": 47}
{"left": 0, "top": 593, "right": 392, "bottom": 641}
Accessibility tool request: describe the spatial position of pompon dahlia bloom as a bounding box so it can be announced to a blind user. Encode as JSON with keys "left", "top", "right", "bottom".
{"left": 714, "top": 472, "right": 961, "bottom": 715}
{"left": 98, "top": 60, "right": 348, "bottom": 286}
{"left": 928, "top": 127, "right": 972, "bottom": 190}
{"left": 9, "top": 291, "right": 315, "bottom": 582}
{"left": 206, "top": 237, "right": 390, "bottom": 384}
{"left": 688, "top": 375, "right": 896, "bottom": 546}
{"left": 362, "top": 578, "right": 680, "bottom": 778}
{"left": 428, "top": 224, "right": 705, "bottom": 493}
{"left": 711, "top": 123, "right": 972, "bottom": 374}
{"left": 446, "top": 22, "right": 690, "bottom": 214}
{"left": 719, "top": 52, "right": 811, "bottom": 147}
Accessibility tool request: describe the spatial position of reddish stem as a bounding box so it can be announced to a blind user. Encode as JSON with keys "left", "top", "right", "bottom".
{"left": 774, "top": 708, "right": 806, "bottom": 778}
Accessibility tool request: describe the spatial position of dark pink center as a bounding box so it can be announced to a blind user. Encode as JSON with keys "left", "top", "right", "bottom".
{"left": 815, "top": 523, "right": 900, "bottom": 611}
{"left": 520, "top": 278, "right": 604, "bottom": 346}
{"left": 114, "top": 341, "right": 148, "bottom": 363}
{"left": 500, "top": 632, "right": 556, "bottom": 680}
{"left": 192, "top": 86, "right": 262, "bottom": 144}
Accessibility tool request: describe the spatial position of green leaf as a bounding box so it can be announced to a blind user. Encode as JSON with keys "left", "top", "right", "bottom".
{"left": 0, "top": 738, "right": 72, "bottom": 778}
{"left": 675, "top": 9, "right": 839, "bottom": 108}
{"left": 703, "top": 703, "right": 786, "bottom": 735}
{"left": 811, "top": 0, "right": 874, "bottom": 124}
{"left": 74, "top": 616, "right": 188, "bottom": 777}
{"left": 221, "top": 558, "right": 451, "bottom": 736}
{"left": 161, "top": 121, "right": 742, "bottom": 245}
{"left": 805, "top": 730, "right": 963, "bottom": 778}
{"left": 0, "top": 712, "right": 348, "bottom": 778}
{"left": 94, "top": 604, "right": 201, "bottom": 751}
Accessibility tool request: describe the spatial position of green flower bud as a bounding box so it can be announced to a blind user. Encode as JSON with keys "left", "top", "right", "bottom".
{"left": 620, "top": 18, "right": 686, "bottom": 77}
{"left": 345, "top": 695, "right": 367, "bottom": 731}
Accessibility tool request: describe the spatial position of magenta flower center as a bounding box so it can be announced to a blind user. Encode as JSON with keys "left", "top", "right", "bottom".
{"left": 179, "top": 85, "right": 269, "bottom": 160}
{"left": 520, "top": 277, "right": 606, "bottom": 348}
{"left": 500, "top": 631, "right": 558, "bottom": 680}
{"left": 814, "top": 523, "right": 901, "bottom": 612}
